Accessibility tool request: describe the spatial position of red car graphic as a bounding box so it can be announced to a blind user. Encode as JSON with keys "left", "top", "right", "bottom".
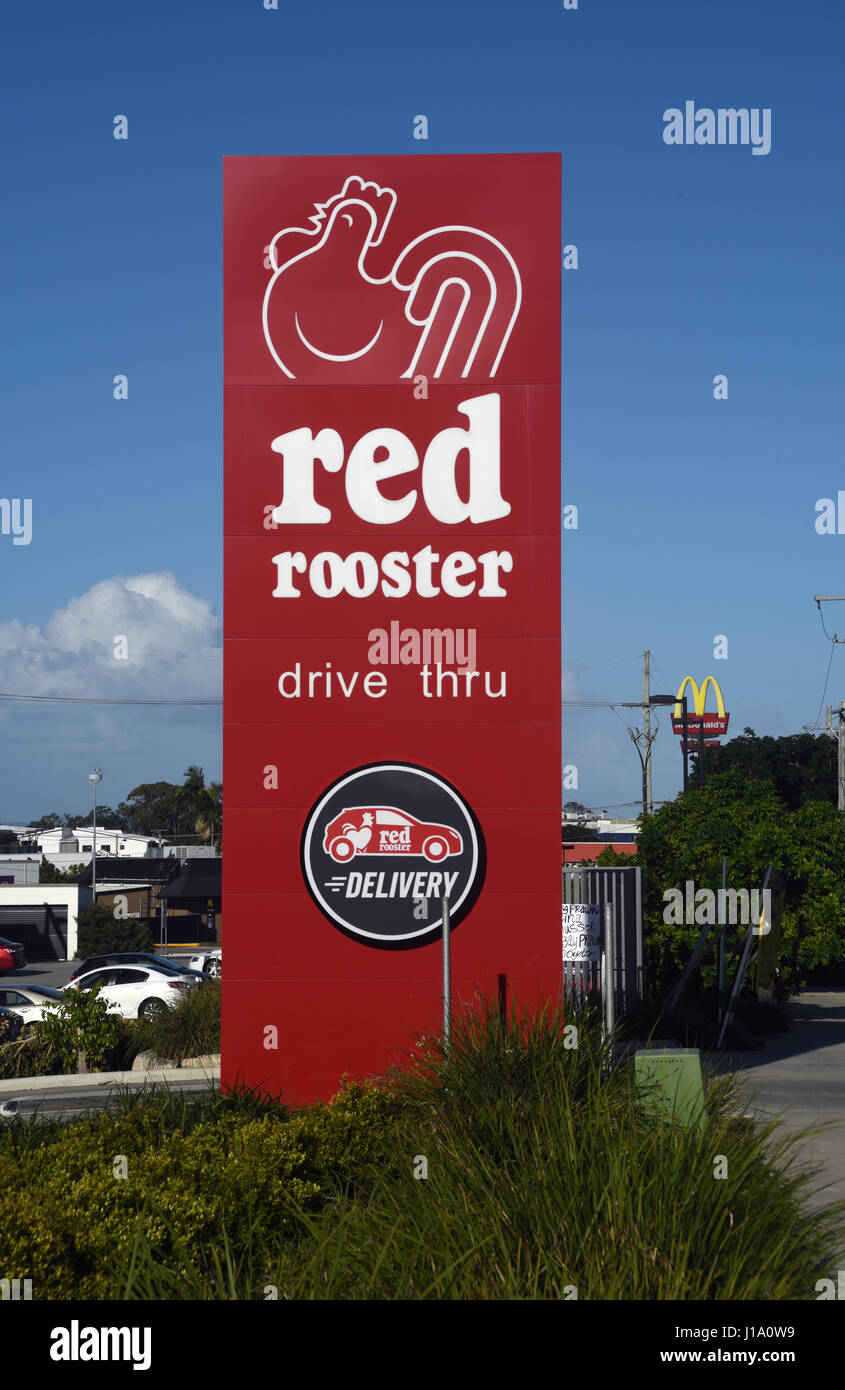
{"left": 323, "top": 807, "right": 463, "bottom": 865}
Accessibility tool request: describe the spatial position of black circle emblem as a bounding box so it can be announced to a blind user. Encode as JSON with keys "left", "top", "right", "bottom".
{"left": 301, "top": 762, "right": 485, "bottom": 949}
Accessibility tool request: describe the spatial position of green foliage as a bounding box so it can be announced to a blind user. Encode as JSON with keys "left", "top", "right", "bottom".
{"left": 693, "top": 727, "right": 836, "bottom": 810}
{"left": 3, "top": 1002, "right": 840, "bottom": 1302}
{"left": 0, "top": 1082, "right": 397, "bottom": 1298}
{"left": 637, "top": 770, "right": 845, "bottom": 992}
{"left": 134, "top": 982, "right": 221, "bottom": 1062}
{"left": 75, "top": 904, "right": 153, "bottom": 958}
{"left": 0, "top": 1017, "right": 137, "bottom": 1078}
{"left": 594, "top": 845, "right": 638, "bottom": 867}
{"left": 0, "top": 1029, "right": 59, "bottom": 1078}
{"left": 117, "top": 767, "right": 222, "bottom": 844}
{"left": 36, "top": 980, "right": 123, "bottom": 1075}
{"left": 0, "top": 1012, "right": 22, "bottom": 1046}
{"left": 110, "top": 1000, "right": 843, "bottom": 1301}
{"left": 561, "top": 824, "right": 598, "bottom": 843}
{"left": 70, "top": 806, "right": 125, "bottom": 829}
{"left": 39, "top": 860, "right": 84, "bottom": 884}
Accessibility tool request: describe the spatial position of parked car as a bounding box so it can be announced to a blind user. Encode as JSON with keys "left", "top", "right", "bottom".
{"left": 189, "top": 949, "right": 221, "bottom": 978}
{"left": 0, "top": 984, "right": 63, "bottom": 1026}
{"left": 64, "top": 965, "right": 201, "bottom": 1021}
{"left": 0, "top": 1005, "right": 24, "bottom": 1041}
{"left": 0, "top": 937, "right": 27, "bottom": 975}
{"left": 69, "top": 952, "right": 206, "bottom": 984}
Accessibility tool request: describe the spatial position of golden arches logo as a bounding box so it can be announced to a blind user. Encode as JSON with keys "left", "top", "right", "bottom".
{"left": 674, "top": 676, "right": 726, "bottom": 721}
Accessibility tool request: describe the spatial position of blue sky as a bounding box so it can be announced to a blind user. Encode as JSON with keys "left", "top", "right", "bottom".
{"left": 1, "top": 0, "right": 843, "bottom": 820}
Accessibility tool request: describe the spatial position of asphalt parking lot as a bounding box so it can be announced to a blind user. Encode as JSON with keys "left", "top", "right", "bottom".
{"left": 5, "top": 950, "right": 200, "bottom": 992}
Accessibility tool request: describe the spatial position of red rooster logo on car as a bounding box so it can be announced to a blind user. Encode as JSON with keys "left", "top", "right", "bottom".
{"left": 323, "top": 807, "right": 463, "bottom": 864}
{"left": 262, "top": 174, "right": 522, "bottom": 383}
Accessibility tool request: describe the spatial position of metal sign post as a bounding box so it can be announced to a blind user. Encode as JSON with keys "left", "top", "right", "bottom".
{"left": 603, "top": 902, "right": 615, "bottom": 1038}
{"left": 716, "top": 864, "right": 773, "bottom": 1049}
{"left": 441, "top": 895, "right": 451, "bottom": 1057}
{"left": 716, "top": 857, "right": 728, "bottom": 1025}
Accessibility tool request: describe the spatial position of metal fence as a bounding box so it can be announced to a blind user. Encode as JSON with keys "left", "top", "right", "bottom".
{"left": 562, "top": 865, "right": 644, "bottom": 1012}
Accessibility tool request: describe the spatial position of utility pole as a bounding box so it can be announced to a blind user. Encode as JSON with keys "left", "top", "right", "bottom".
{"left": 833, "top": 700, "right": 839, "bottom": 811}
{"left": 643, "top": 650, "right": 653, "bottom": 814}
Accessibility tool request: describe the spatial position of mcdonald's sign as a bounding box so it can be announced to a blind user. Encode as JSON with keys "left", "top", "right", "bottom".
{"left": 671, "top": 676, "right": 729, "bottom": 741}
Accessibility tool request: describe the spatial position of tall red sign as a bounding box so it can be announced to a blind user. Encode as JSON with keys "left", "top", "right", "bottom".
{"left": 223, "top": 154, "right": 561, "bottom": 1103}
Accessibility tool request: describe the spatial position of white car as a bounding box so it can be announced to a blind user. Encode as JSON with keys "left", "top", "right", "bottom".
{"left": 0, "top": 984, "right": 64, "bottom": 1025}
{"left": 63, "top": 964, "right": 201, "bottom": 1021}
{"left": 189, "top": 949, "right": 221, "bottom": 978}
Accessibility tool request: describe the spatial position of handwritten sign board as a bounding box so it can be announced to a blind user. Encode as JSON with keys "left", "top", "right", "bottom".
{"left": 561, "top": 903, "right": 601, "bottom": 963}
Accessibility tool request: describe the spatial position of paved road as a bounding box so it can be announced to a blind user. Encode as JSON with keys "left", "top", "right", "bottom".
{"left": 723, "top": 988, "right": 845, "bottom": 1261}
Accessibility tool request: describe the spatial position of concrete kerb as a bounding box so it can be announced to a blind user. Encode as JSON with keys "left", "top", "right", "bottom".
{"left": 0, "top": 1061, "right": 220, "bottom": 1096}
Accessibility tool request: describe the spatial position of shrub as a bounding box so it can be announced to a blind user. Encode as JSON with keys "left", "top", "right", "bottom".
{"left": 75, "top": 904, "right": 153, "bottom": 959}
{"left": 36, "top": 981, "right": 123, "bottom": 1074}
{"left": 133, "top": 981, "right": 221, "bottom": 1063}
{"left": 0, "top": 1082, "right": 398, "bottom": 1299}
{"left": 2, "top": 1002, "right": 842, "bottom": 1302}
{"left": 0, "top": 1029, "right": 59, "bottom": 1079}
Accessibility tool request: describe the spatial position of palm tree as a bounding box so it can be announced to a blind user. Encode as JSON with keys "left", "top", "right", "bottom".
{"left": 177, "top": 767, "right": 222, "bottom": 847}
{"left": 193, "top": 783, "right": 222, "bottom": 848}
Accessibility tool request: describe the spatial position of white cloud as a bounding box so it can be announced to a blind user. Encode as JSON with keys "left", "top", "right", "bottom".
{"left": 0, "top": 573, "right": 221, "bottom": 700}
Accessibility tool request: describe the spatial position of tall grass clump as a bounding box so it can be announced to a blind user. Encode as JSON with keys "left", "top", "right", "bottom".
{"left": 134, "top": 980, "right": 221, "bottom": 1063}
{"left": 231, "top": 996, "right": 838, "bottom": 1300}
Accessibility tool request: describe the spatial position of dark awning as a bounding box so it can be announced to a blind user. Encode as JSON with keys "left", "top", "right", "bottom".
{"left": 159, "top": 859, "right": 222, "bottom": 902}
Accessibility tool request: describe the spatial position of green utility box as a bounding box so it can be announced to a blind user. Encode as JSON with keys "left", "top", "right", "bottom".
{"left": 634, "top": 1047, "right": 707, "bottom": 1133}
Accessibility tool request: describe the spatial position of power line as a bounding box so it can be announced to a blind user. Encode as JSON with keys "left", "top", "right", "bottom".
{"left": 813, "top": 643, "right": 836, "bottom": 728}
{"left": 565, "top": 655, "right": 642, "bottom": 673}
{"left": 0, "top": 693, "right": 221, "bottom": 706}
{"left": 563, "top": 699, "right": 672, "bottom": 710}
{"left": 0, "top": 649, "right": 222, "bottom": 660}
{"left": 651, "top": 654, "right": 675, "bottom": 697}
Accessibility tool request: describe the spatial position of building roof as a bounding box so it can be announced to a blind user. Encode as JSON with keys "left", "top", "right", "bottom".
{"left": 562, "top": 842, "right": 638, "bottom": 864}
{"left": 78, "top": 857, "right": 175, "bottom": 888}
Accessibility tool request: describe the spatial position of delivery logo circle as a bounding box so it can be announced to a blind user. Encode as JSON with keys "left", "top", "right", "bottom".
{"left": 301, "top": 762, "right": 485, "bottom": 948}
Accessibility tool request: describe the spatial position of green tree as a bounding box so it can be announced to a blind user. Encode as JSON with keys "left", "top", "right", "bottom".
{"left": 118, "top": 781, "right": 182, "bottom": 838}
{"left": 691, "top": 728, "right": 836, "bottom": 810}
{"left": 176, "top": 766, "right": 222, "bottom": 847}
{"left": 37, "top": 979, "right": 122, "bottom": 1074}
{"left": 75, "top": 903, "right": 153, "bottom": 958}
{"left": 595, "top": 845, "right": 637, "bottom": 867}
{"left": 70, "top": 805, "right": 125, "bottom": 830}
{"left": 562, "top": 824, "right": 599, "bottom": 843}
{"left": 39, "top": 860, "right": 85, "bottom": 884}
{"left": 637, "top": 770, "right": 845, "bottom": 993}
{"left": 118, "top": 769, "right": 222, "bottom": 843}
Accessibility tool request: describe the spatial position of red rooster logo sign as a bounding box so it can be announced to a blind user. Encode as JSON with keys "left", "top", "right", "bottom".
{"left": 262, "top": 175, "right": 522, "bottom": 382}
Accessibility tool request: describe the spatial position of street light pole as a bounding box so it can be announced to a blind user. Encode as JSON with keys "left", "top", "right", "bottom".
{"left": 646, "top": 694, "right": 690, "bottom": 795}
{"left": 88, "top": 769, "right": 102, "bottom": 903}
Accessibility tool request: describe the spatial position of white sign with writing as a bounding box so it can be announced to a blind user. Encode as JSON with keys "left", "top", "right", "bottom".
{"left": 562, "top": 903, "right": 601, "bottom": 963}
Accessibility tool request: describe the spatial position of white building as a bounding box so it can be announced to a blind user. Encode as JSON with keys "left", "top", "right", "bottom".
{"left": 0, "top": 855, "right": 42, "bottom": 885}
{"left": 0, "top": 883, "right": 81, "bottom": 960}
{"left": 36, "top": 825, "right": 158, "bottom": 870}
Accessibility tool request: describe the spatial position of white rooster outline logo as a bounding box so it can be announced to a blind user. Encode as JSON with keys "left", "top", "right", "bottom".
{"left": 261, "top": 174, "right": 523, "bottom": 380}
